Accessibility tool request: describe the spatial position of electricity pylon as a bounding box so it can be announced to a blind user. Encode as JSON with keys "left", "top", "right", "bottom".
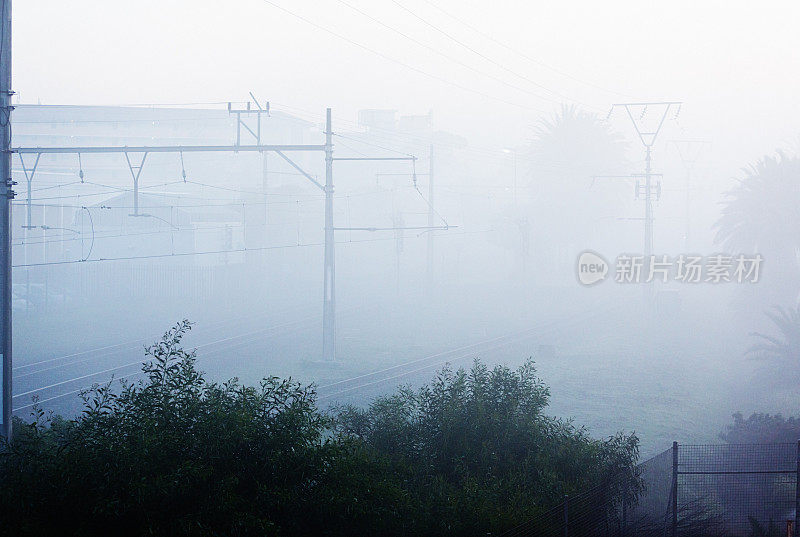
{"left": 669, "top": 139, "right": 710, "bottom": 251}
{"left": 609, "top": 101, "right": 682, "bottom": 263}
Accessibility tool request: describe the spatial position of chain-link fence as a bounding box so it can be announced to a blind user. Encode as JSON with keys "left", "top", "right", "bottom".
{"left": 677, "top": 443, "right": 796, "bottom": 536}
{"left": 500, "top": 443, "right": 800, "bottom": 537}
{"left": 499, "top": 482, "right": 624, "bottom": 537}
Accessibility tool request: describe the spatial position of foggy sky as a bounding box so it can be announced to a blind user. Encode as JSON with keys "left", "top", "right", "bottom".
{"left": 12, "top": 0, "right": 800, "bottom": 175}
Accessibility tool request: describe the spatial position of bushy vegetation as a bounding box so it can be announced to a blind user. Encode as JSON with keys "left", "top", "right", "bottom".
{"left": 0, "top": 321, "right": 639, "bottom": 537}
{"left": 720, "top": 411, "right": 800, "bottom": 444}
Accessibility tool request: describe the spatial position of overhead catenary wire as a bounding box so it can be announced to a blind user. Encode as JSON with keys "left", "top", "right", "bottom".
{"left": 267, "top": 101, "right": 614, "bottom": 173}
{"left": 416, "top": 0, "right": 635, "bottom": 100}
{"left": 260, "top": 0, "right": 548, "bottom": 113}
{"left": 332, "top": 0, "right": 589, "bottom": 110}
{"left": 12, "top": 227, "right": 489, "bottom": 269}
{"left": 387, "top": 0, "right": 601, "bottom": 112}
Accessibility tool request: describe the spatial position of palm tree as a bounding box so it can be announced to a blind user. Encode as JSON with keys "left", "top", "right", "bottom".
{"left": 748, "top": 305, "right": 800, "bottom": 365}
{"left": 714, "top": 153, "right": 800, "bottom": 299}
{"left": 523, "top": 105, "right": 629, "bottom": 279}
{"left": 529, "top": 104, "right": 628, "bottom": 184}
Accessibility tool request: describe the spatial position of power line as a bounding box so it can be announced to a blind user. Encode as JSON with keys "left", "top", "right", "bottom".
{"left": 388, "top": 0, "right": 600, "bottom": 111}
{"left": 333, "top": 0, "right": 585, "bottom": 109}
{"left": 333, "top": 132, "right": 414, "bottom": 157}
{"left": 260, "top": 0, "right": 546, "bottom": 113}
{"left": 417, "top": 0, "right": 634, "bottom": 100}
{"left": 12, "top": 227, "right": 489, "bottom": 268}
{"left": 270, "top": 102, "right": 608, "bottom": 172}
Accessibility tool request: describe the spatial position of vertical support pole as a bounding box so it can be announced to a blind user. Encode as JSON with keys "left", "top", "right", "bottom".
{"left": 0, "top": 0, "right": 12, "bottom": 441}
{"left": 513, "top": 148, "right": 517, "bottom": 207}
{"left": 672, "top": 441, "right": 679, "bottom": 537}
{"left": 25, "top": 177, "right": 29, "bottom": 313}
{"left": 133, "top": 174, "right": 139, "bottom": 216}
{"left": 563, "top": 494, "right": 569, "bottom": 537}
{"left": 643, "top": 144, "right": 654, "bottom": 303}
{"left": 43, "top": 203, "right": 47, "bottom": 312}
{"left": 125, "top": 152, "right": 147, "bottom": 217}
{"left": 236, "top": 112, "right": 241, "bottom": 146}
{"left": 644, "top": 145, "right": 653, "bottom": 260}
{"left": 59, "top": 191, "right": 64, "bottom": 263}
{"left": 21, "top": 153, "right": 38, "bottom": 229}
{"left": 795, "top": 440, "right": 799, "bottom": 528}
{"left": 322, "top": 108, "right": 335, "bottom": 361}
{"left": 25, "top": 176, "right": 30, "bottom": 227}
{"left": 426, "top": 144, "right": 434, "bottom": 295}
{"left": 262, "top": 152, "right": 268, "bottom": 225}
{"left": 684, "top": 165, "right": 691, "bottom": 252}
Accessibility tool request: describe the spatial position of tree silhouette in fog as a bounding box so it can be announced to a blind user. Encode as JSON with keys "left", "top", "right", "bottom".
{"left": 523, "top": 105, "right": 629, "bottom": 280}
{"left": 529, "top": 104, "right": 628, "bottom": 184}
{"left": 714, "top": 153, "right": 800, "bottom": 303}
{"left": 748, "top": 305, "right": 800, "bottom": 373}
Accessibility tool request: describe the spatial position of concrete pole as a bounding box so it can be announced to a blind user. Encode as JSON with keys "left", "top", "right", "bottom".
{"left": 1, "top": 0, "right": 13, "bottom": 440}
{"left": 426, "top": 144, "right": 434, "bottom": 294}
{"left": 262, "top": 152, "right": 268, "bottom": 225}
{"left": 684, "top": 165, "right": 691, "bottom": 252}
{"left": 795, "top": 440, "right": 800, "bottom": 534}
{"left": 322, "top": 109, "right": 335, "bottom": 361}
{"left": 644, "top": 145, "right": 653, "bottom": 260}
{"left": 672, "top": 441, "right": 679, "bottom": 537}
{"left": 644, "top": 145, "right": 654, "bottom": 301}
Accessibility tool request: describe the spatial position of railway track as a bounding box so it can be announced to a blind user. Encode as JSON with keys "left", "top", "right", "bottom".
{"left": 12, "top": 304, "right": 348, "bottom": 413}
{"left": 14, "top": 302, "right": 619, "bottom": 416}
{"left": 316, "top": 304, "right": 618, "bottom": 404}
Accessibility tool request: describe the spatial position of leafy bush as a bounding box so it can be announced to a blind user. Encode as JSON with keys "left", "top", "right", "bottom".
{"left": 0, "top": 321, "right": 639, "bottom": 537}
{"left": 332, "top": 359, "right": 641, "bottom": 535}
{"left": 720, "top": 411, "right": 800, "bottom": 444}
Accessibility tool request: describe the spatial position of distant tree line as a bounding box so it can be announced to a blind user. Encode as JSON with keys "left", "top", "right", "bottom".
{"left": 0, "top": 321, "right": 639, "bottom": 537}
{"left": 720, "top": 411, "right": 800, "bottom": 444}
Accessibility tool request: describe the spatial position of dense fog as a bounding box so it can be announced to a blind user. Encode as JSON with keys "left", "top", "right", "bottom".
{"left": 7, "top": 0, "right": 800, "bottom": 457}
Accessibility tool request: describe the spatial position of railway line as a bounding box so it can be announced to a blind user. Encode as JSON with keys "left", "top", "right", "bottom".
{"left": 14, "top": 303, "right": 619, "bottom": 416}
{"left": 316, "top": 305, "right": 617, "bottom": 404}
{"left": 12, "top": 304, "right": 332, "bottom": 413}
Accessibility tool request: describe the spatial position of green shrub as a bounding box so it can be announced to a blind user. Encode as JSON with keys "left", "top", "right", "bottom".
{"left": 0, "top": 321, "right": 638, "bottom": 537}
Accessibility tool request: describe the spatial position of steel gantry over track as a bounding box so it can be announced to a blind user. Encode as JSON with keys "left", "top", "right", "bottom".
{"left": 3, "top": 106, "right": 447, "bottom": 438}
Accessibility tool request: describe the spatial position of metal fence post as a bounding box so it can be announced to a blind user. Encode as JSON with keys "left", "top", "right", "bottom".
{"left": 672, "top": 441, "right": 679, "bottom": 537}
{"left": 563, "top": 494, "right": 569, "bottom": 537}
{"left": 795, "top": 440, "right": 800, "bottom": 528}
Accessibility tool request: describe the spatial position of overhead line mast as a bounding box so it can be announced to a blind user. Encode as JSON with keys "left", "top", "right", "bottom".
{"left": 609, "top": 101, "right": 682, "bottom": 276}
{"left": 0, "top": 0, "right": 12, "bottom": 440}
{"left": 11, "top": 101, "right": 436, "bottom": 369}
